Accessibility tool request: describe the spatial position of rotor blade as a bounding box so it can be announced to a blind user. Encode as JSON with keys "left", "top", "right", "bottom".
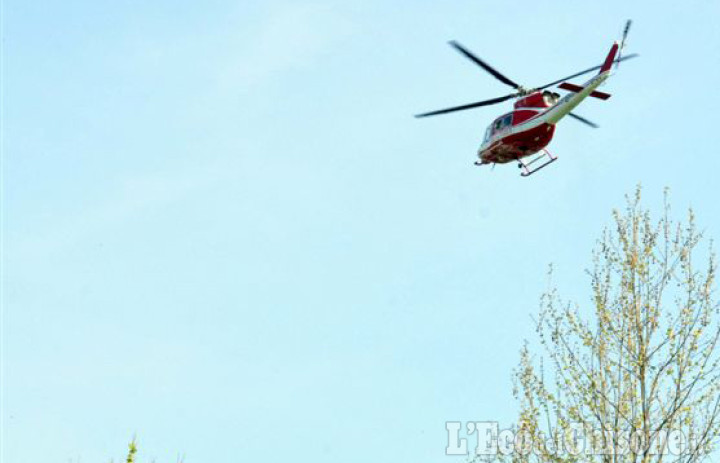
{"left": 621, "top": 20, "right": 632, "bottom": 47}
{"left": 616, "top": 20, "right": 632, "bottom": 70}
{"left": 448, "top": 41, "right": 521, "bottom": 89}
{"left": 415, "top": 94, "right": 518, "bottom": 118}
{"left": 568, "top": 112, "right": 599, "bottom": 128}
{"left": 537, "top": 53, "right": 639, "bottom": 90}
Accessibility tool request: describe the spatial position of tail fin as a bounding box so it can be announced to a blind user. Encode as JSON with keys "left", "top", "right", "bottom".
{"left": 599, "top": 42, "right": 620, "bottom": 74}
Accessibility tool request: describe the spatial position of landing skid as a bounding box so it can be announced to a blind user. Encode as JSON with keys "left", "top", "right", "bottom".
{"left": 517, "top": 149, "right": 557, "bottom": 177}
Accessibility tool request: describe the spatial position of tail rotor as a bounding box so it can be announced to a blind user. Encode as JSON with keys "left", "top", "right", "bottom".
{"left": 616, "top": 20, "right": 632, "bottom": 70}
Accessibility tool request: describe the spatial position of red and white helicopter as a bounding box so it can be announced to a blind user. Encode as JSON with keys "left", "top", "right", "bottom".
{"left": 416, "top": 21, "right": 635, "bottom": 177}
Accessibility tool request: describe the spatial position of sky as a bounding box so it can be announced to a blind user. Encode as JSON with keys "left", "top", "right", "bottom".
{"left": 3, "top": 1, "right": 720, "bottom": 462}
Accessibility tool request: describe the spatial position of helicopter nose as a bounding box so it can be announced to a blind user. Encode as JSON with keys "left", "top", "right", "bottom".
{"left": 477, "top": 151, "right": 489, "bottom": 164}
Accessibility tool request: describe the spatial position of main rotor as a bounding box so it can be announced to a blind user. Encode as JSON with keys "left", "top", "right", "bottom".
{"left": 415, "top": 23, "right": 635, "bottom": 119}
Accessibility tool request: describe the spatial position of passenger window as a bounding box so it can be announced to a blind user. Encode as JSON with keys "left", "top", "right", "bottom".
{"left": 503, "top": 115, "right": 513, "bottom": 127}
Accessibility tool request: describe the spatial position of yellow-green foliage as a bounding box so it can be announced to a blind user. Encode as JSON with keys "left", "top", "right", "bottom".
{"left": 126, "top": 440, "right": 137, "bottom": 463}
{"left": 116, "top": 439, "right": 183, "bottom": 463}
{"left": 512, "top": 187, "right": 720, "bottom": 463}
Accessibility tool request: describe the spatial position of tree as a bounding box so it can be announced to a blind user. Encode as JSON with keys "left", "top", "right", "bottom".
{"left": 512, "top": 188, "right": 720, "bottom": 463}
{"left": 110, "top": 439, "right": 184, "bottom": 463}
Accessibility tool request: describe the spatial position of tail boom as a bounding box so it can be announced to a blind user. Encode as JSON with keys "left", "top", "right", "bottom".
{"left": 544, "top": 42, "right": 619, "bottom": 125}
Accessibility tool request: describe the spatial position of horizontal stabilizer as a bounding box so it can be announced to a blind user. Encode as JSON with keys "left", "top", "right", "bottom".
{"left": 558, "top": 82, "right": 611, "bottom": 100}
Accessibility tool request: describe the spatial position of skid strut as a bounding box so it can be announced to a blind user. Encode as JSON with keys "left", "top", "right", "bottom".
{"left": 518, "top": 149, "right": 558, "bottom": 177}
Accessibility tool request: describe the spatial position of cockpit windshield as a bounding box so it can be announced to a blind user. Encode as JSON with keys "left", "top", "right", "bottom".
{"left": 483, "top": 126, "right": 492, "bottom": 142}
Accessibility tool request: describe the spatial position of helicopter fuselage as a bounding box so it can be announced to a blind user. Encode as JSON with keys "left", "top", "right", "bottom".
{"left": 478, "top": 69, "right": 611, "bottom": 165}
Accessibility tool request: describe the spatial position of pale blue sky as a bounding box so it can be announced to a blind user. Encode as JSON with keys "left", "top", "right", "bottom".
{"left": 3, "top": 1, "right": 720, "bottom": 462}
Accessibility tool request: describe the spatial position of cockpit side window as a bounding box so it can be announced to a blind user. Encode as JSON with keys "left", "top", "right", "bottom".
{"left": 492, "top": 114, "right": 513, "bottom": 134}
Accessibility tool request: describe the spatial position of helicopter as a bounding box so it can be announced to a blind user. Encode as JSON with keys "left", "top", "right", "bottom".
{"left": 416, "top": 21, "right": 635, "bottom": 177}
